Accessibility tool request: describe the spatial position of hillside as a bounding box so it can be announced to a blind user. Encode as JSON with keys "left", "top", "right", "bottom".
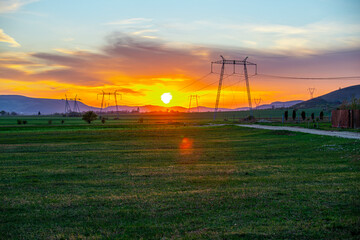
{"left": 0, "top": 95, "right": 98, "bottom": 115}
{"left": 0, "top": 95, "right": 232, "bottom": 115}
{"left": 293, "top": 84, "right": 360, "bottom": 109}
{"left": 0, "top": 95, "right": 307, "bottom": 115}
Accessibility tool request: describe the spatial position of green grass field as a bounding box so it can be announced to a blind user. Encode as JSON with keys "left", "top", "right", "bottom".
{"left": 1, "top": 116, "right": 359, "bottom": 239}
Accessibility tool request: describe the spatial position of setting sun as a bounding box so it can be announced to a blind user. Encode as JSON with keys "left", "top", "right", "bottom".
{"left": 161, "top": 92, "right": 172, "bottom": 104}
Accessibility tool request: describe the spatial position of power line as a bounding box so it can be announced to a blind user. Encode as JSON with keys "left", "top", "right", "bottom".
{"left": 257, "top": 74, "right": 360, "bottom": 80}
{"left": 177, "top": 72, "right": 213, "bottom": 92}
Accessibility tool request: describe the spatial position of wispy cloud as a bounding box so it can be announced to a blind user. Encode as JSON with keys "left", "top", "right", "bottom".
{"left": 132, "top": 29, "right": 158, "bottom": 35}
{"left": 0, "top": 29, "right": 20, "bottom": 47}
{"left": 105, "top": 18, "right": 152, "bottom": 25}
{"left": 1, "top": 32, "right": 359, "bottom": 107}
{"left": 0, "top": 0, "right": 38, "bottom": 13}
{"left": 160, "top": 20, "right": 360, "bottom": 55}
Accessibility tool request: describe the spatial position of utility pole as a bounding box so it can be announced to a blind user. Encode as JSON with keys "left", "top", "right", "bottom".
{"left": 308, "top": 88, "right": 315, "bottom": 99}
{"left": 211, "top": 56, "right": 257, "bottom": 120}
{"left": 97, "top": 90, "right": 122, "bottom": 118}
{"left": 188, "top": 95, "right": 200, "bottom": 112}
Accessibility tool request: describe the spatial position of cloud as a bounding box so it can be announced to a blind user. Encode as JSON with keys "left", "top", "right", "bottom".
{"left": 159, "top": 20, "right": 360, "bottom": 54}
{"left": 0, "top": 29, "right": 20, "bottom": 47}
{"left": 117, "top": 88, "right": 145, "bottom": 96}
{"left": 105, "top": 18, "right": 152, "bottom": 25}
{"left": 1, "top": 31, "right": 359, "bottom": 108}
{"left": 0, "top": 0, "right": 38, "bottom": 13}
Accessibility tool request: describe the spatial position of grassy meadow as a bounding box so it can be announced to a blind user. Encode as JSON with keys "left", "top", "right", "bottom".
{"left": 0, "top": 115, "right": 359, "bottom": 239}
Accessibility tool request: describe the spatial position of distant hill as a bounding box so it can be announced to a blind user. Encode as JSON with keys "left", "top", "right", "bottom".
{"left": 0, "top": 95, "right": 98, "bottom": 115}
{"left": 0, "top": 95, "right": 234, "bottom": 115}
{"left": 293, "top": 85, "right": 360, "bottom": 109}
{"left": 0, "top": 95, "right": 308, "bottom": 115}
{"left": 254, "top": 100, "right": 303, "bottom": 110}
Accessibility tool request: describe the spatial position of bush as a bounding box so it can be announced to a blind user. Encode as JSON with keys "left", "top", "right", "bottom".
{"left": 311, "top": 113, "right": 314, "bottom": 120}
{"left": 292, "top": 110, "right": 296, "bottom": 121}
{"left": 17, "top": 119, "right": 22, "bottom": 125}
{"left": 284, "top": 110, "right": 288, "bottom": 121}
{"left": 319, "top": 111, "right": 324, "bottom": 120}
{"left": 339, "top": 98, "right": 360, "bottom": 110}
{"left": 301, "top": 111, "right": 306, "bottom": 121}
{"left": 48, "top": 120, "right": 52, "bottom": 125}
{"left": 61, "top": 120, "right": 65, "bottom": 124}
{"left": 22, "top": 120, "right": 27, "bottom": 125}
{"left": 82, "top": 111, "right": 98, "bottom": 124}
{"left": 101, "top": 118, "right": 106, "bottom": 124}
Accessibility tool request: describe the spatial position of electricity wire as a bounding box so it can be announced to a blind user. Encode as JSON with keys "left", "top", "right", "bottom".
{"left": 256, "top": 74, "right": 360, "bottom": 80}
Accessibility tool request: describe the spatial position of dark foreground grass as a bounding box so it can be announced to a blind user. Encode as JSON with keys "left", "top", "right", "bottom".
{"left": 0, "top": 124, "right": 359, "bottom": 239}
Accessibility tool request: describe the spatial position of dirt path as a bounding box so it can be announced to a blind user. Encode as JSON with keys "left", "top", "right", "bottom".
{"left": 235, "top": 124, "right": 360, "bottom": 140}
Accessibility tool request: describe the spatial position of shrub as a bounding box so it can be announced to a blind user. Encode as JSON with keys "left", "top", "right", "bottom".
{"left": 292, "top": 110, "right": 296, "bottom": 121}
{"left": 82, "top": 111, "right": 98, "bottom": 124}
{"left": 319, "top": 111, "right": 324, "bottom": 120}
{"left": 284, "top": 110, "right": 288, "bottom": 121}
{"left": 339, "top": 98, "right": 360, "bottom": 110}
{"left": 22, "top": 120, "right": 27, "bottom": 125}
{"left": 101, "top": 118, "right": 106, "bottom": 124}
{"left": 17, "top": 119, "right": 22, "bottom": 125}
{"left": 61, "top": 120, "right": 65, "bottom": 124}
{"left": 301, "top": 111, "right": 306, "bottom": 121}
{"left": 311, "top": 113, "right": 314, "bottom": 120}
{"left": 48, "top": 120, "right": 52, "bottom": 125}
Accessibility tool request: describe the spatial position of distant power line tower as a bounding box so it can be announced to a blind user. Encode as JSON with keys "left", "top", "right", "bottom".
{"left": 308, "top": 88, "right": 315, "bottom": 99}
{"left": 72, "top": 95, "right": 81, "bottom": 113}
{"left": 188, "top": 95, "right": 200, "bottom": 112}
{"left": 97, "top": 90, "right": 122, "bottom": 117}
{"left": 63, "top": 94, "right": 72, "bottom": 115}
{"left": 211, "top": 56, "right": 257, "bottom": 120}
{"left": 254, "top": 97, "right": 262, "bottom": 109}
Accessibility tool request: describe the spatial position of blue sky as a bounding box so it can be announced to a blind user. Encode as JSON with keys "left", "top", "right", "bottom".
{"left": 2, "top": 0, "right": 359, "bottom": 53}
{"left": 0, "top": 0, "right": 359, "bottom": 107}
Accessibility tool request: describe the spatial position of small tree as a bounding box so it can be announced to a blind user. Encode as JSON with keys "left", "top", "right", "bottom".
{"left": 311, "top": 113, "right": 314, "bottom": 120}
{"left": 284, "top": 110, "right": 288, "bottom": 121}
{"left": 82, "top": 111, "right": 97, "bottom": 124}
{"left": 319, "top": 111, "right": 324, "bottom": 121}
{"left": 292, "top": 110, "right": 296, "bottom": 121}
{"left": 301, "top": 111, "right": 306, "bottom": 121}
{"left": 101, "top": 117, "right": 106, "bottom": 124}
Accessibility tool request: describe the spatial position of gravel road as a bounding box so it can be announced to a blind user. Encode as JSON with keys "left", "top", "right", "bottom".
{"left": 236, "top": 124, "right": 360, "bottom": 140}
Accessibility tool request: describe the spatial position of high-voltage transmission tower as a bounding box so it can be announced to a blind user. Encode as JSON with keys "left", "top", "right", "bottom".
{"left": 63, "top": 94, "right": 82, "bottom": 115}
{"left": 97, "top": 90, "right": 122, "bottom": 117}
{"left": 211, "top": 56, "right": 257, "bottom": 120}
{"left": 188, "top": 95, "right": 200, "bottom": 112}
{"left": 254, "top": 97, "right": 262, "bottom": 109}
{"left": 72, "top": 95, "right": 81, "bottom": 113}
{"left": 63, "top": 94, "right": 72, "bottom": 115}
{"left": 308, "top": 88, "right": 315, "bottom": 99}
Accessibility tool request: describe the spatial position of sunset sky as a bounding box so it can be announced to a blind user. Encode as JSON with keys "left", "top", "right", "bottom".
{"left": 1, "top": 0, "right": 360, "bottom": 108}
